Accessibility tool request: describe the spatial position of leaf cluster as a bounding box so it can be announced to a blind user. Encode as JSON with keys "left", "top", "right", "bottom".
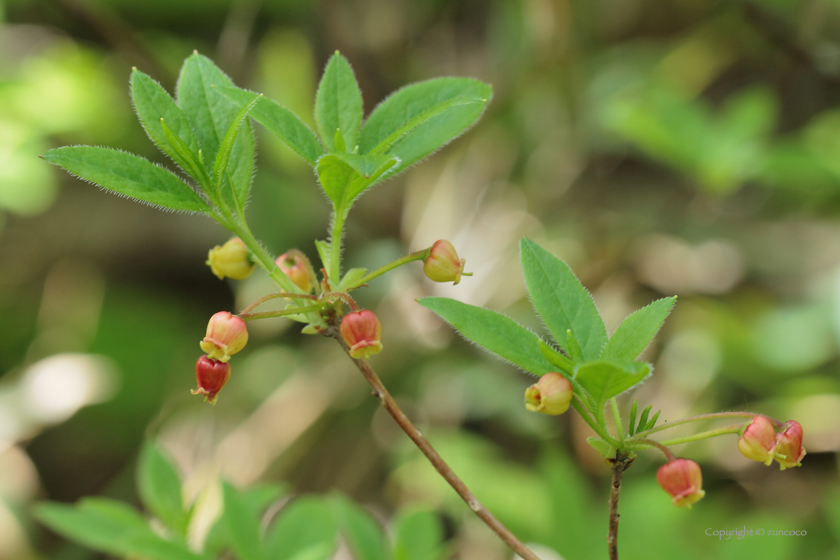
{"left": 41, "top": 51, "right": 491, "bottom": 234}
{"left": 35, "top": 442, "right": 446, "bottom": 560}
{"left": 419, "top": 238, "right": 675, "bottom": 437}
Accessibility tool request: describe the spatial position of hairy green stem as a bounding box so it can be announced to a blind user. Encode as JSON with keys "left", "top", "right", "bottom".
{"left": 631, "top": 411, "right": 765, "bottom": 440}
{"left": 227, "top": 225, "right": 327, "bottom": 327}
{"left": 323, "top": 292, "right": 359, "bottom": 311}
{"left": 610, "top": 398, "right": 625, "bottom": 441}
{"left": 628, "top": 423, "right": 744, "bottom": 449}
{"left": 239, "top": 292, "right": 318, "bottom": 315}
{"left": 573, "top": 398, "right": 622, "bottom": 448}
{"left": 348, "top": 249, "right": 429, "bottom": 289}
{"left": 238, "top": 303, "right": 325, "bottom": 321}
{"left": 329, "top": 209, "right": 346, "bottom": 286}
{"left": 231, "top": 225, "right": 300, "bottom": 294}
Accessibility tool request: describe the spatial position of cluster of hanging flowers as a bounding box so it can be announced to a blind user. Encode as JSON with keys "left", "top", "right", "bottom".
{"left": 522, "top": 370, "right": 805, "bottom": 508}
{"left": 194, "top": 237, "right": 469, "bottom": 404}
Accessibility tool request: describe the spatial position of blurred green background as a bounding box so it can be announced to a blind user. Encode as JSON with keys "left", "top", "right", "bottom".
{"left": 2, "top": 0, "right": 840, "bottom": 558}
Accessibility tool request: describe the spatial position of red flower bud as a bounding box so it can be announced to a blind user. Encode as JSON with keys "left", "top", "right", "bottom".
{"left": 206, "top": 238, "right": 254, "bottom": 280}
{"left": 423, "top": 240, "right": 467, "bottom": 285}
{"left": 774, "top": 420, "right": 806, "bottom": 470}
{"left": 192, "top": 355, "right": 231, "bottom": 405}
{"left": 524, "top": 373, "right": 573, "bottom": 415}
{"left": 738, "top": 416, "right": 777, "bottom": 465}
{"left": 657, "top": 459, "right": 706, "bottom": 508}
{"left": 340, "top": 310, "right": 383, "bottom": 359}
{"left": 200, "top": 312, "right": 248, "bottom": 363}
{"left": 276, "top": 252, "right": 313, "bottom": 293}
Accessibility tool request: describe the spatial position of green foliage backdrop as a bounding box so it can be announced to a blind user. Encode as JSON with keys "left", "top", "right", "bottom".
{"left": 1, "top": 0, "right": 840, "bottom": 559}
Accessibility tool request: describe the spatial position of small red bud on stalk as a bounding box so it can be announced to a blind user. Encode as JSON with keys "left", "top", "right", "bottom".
{"left": 524, "top": 373, "right": 573, "bottom": 415}
{"left": 192, "top": 355, "right": 231, "bottom": 405}
{"left": 423, "top": 240, "right": 468, "bottom": 285}
{"left": 276, "top": 252, "right": 313, "bottom": 292}
{"left": 200, "top": 312, "right": 248, "bottom": 363}
{"left": 206, "top": 238, "right": 254, "bottom": 280}
{"left": 656, "top": 458, "right": 706, "bottom": 508}
{"left": 340, "top": 310, "right": 383, "bottom": 359}
{"left": 774, "top": 420, "right": 806, "bottom": 470}
{"left": 738, "top": 415, "right": 777, "bottom": 465}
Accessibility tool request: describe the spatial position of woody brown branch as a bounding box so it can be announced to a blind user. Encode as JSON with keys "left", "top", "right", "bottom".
{"left": 608, "top": 452, "right": 632, "bottom": 560}
{"left": 326, "top": 326, "right": 542, "bottom": 560}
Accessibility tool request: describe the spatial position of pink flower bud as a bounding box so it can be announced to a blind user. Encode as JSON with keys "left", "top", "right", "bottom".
{"left": 774, "top": 420, "right": 806, "bottom": 470}
{"left": 737, "top": 416, "right": 777, "bottom": 465}
{"left": 199, "top": 312, "right": 248, "bottom": 363}
{"left": 423, "top": 240, "right": 467, "bottom": 285}
{"left": 276, "top": 252, "right": 312, "bottom": 292}
{"left": 524, "top": 373, "right": 573, "bottom": 415}
{"left": 192, "top": 355, "right": 231, "bottom": 405}
{"left": 206, "top": 238, "right": 254, "bottom": 280}
{"left": 340, "top": 310, "right": 383, "bottom": 359}
{"left": 657, "top": 459, "right": 706, "bottom": 508}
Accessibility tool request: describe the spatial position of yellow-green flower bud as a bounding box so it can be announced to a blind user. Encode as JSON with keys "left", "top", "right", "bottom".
{"left": 524, "top": 372, "right": 573, "bottom": 415}
{"left": 423, "top": 240, "right": 467, "bottom": 285}
{"left": 206, "top": 238, "right": 254, "bottom": 280}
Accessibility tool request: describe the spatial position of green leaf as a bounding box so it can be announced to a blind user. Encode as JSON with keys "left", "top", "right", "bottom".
{"left": 213, "top": 92, "right": 261, "bottom": 209}
{"left": 287, "top": 545, "right": 335, "bottom": 560}
{"left": 315, "top": 52, "right": 363, "bottom": 152}
{"left": 628, "top": 400, "right": 638, "bottom": 436}
{"left": 138, "top": 442, "right": 187, "bottom": 533}
{"left": 266, "top": 497, "right": 338, "bottom": 560}
{"left": 367, "top": 96, "right": 487, "bottom": 157}
{"left": 316, "top": 153, "right": 399, "bottom": 210}
{"left": 176, "top": 53, "right": 254, "bottom": 205}
{"left": 418, "top": 297, "right": 555, "bottom": 375}
{"left": 315, "top": 240, "right": 332, "bottom": 283}
{"left": 537, "top": 341, "right": 574, "bottom": 375}
{"left": 339, "top": 268, "right": 368, "bottom": 291}
{"left": 176, "top": 53, "right": 235, "bottom": 164}
{"left": 161, "top": 119, "right": 210, "bottom": 186}
{"left": 34, "top": 499, "right": 204, "bottom": 560}
{"left": 34, "top": 499, "right": 146, "bottom": 556}
{"left": 645, "top": 410, "right": 661, "bottom": 431}
{"left": 331, "top": 495, "right": 391, "bottom": 560}
{"left": 520, "top": 238, "right": 607, "bottom": 360}
{"left": 601, "top": 297, "right": 677, "bottom": 361}
{"left": 585, "top": 437, "right": 613, "bottom": 459}
{"left": 222, "top": 481, "right": 266, "bottom": 560}
{"left": 41, "top": 146, "right": 210, "bottom": 213}
{"left": 392, "top": 509, "right": 443, "bottom": 560}
{"left": 565, "top": 329, "right": 584, "bottom": 363}
{"left": 130, "top": 69, "right": 201, "bottom": 176}
{"left": 637, "top": 405, "right": 652, "bottom": 433}
{"left": 122, "top": 533, "right": 210, "bottom": 560}
{"left": 240, "top": 483, "right": 288, "bottom": 517}
{"left": 359, "top": 78, "right": 492, "bottom": 173}
{"left": 217, "top": 86, "right": 325, "bottom": 165}
{"left": 573, "top": 360, "right": 651, "bottom": 414}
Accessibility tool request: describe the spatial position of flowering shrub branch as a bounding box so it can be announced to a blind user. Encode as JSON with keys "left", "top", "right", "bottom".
{"left": 39, "top": 49, "right": 806, "bottom": 560}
